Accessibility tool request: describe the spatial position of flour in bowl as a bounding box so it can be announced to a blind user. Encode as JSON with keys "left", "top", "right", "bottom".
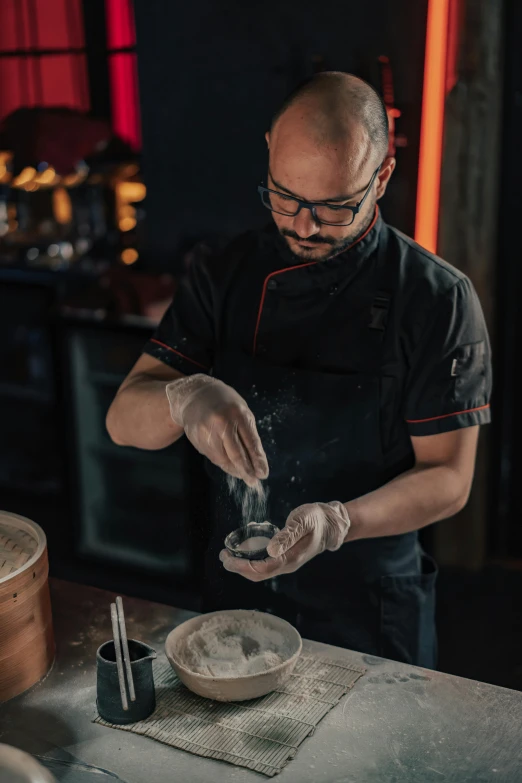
{"left": 236, "top": 536, "right": 271, "bottom": 552}
{"left": 179, "top": 614, "right": 287, "bottom": 677}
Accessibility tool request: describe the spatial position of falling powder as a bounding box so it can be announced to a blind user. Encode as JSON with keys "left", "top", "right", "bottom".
{"left": 178, "top": 614, "right": 287, "bottom": 677}
{"left": 227, "top": 475, "right": 269, "bottom": 525}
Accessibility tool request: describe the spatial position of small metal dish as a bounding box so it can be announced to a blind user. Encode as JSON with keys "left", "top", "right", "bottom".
{"left": 224, "top": 522, "right": 280, "bottom": 560}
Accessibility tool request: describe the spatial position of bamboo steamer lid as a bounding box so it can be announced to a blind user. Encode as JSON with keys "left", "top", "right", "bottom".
{"left": 0, "top": 512, "right": 55, "bottom": 702}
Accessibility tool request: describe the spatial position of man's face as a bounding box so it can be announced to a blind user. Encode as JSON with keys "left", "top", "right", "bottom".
{"left": 266, "top": 119, "right": 394, "bottom": 262}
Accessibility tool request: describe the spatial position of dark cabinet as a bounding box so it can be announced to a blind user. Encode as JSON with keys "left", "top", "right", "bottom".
{"left": 0, "top": 279, "right": 63, "bottom": 499}
{"left": 63, "top": 322, "right": 202, "bottom": 582}
{"left": 0, "top": 268, "right": 206, "bottom": 606}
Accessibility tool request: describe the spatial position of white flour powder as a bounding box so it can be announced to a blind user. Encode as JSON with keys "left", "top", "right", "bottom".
{"left": 179, "top": 614, "right": 287, "bottom": 677}
{"left": 227, "top": 476, "right": 269, "bottom": 525}
{"left": 236, "top": 536, "right": 271, "bottom": 552}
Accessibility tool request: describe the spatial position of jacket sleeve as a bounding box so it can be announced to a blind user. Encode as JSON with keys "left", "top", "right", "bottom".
{"left": 404, "top": 277, "right": 492, "bottom": 436}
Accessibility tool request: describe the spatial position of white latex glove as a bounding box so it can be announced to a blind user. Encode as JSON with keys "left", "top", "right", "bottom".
{"left": 220, "top": 501, "right": 351, "bottom": 581}
{"left": 166, "top": 374, "right": 269, "bottom": 486}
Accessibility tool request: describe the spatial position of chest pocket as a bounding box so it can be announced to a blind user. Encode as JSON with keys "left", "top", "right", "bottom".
{"left": 452, "top": 341, "right": 487, "bottom": 404}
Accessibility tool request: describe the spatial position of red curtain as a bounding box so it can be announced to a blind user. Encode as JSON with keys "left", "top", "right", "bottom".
{"left": 0, "top": 0, "right": 89, "bottom": 123}
{"left": 0, "top": 0, "right": 142, "bottom": 151}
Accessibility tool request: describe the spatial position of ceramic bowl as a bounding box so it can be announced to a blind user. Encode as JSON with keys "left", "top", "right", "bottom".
{"left": 165, "top": 609, "right": 302, "bottom": 702}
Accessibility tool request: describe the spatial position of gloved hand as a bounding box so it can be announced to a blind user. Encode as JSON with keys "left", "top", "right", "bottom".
{"left": 220, "top": 501, "right": 351, "bottom": 581}
{"left": 166, "top": 374, "right": 269, "bottom": 486}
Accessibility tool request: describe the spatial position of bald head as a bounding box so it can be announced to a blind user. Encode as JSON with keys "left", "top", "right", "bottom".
{"left": 270, "top": 72, "right": 389, "bottom": 168}
{"left": 264, "top": 72, "right": 394, "bottom": 263}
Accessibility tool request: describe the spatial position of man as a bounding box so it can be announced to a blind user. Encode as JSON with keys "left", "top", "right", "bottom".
{"left": 107, "top": 72, "right": 491, "bottom": 668}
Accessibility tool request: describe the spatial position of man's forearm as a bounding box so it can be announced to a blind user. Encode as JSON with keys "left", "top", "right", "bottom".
{"left": 106, "top": 374, "right": 184, "bottom": 450}
{"left": 344, "top": 464, "right": 469, "bottom": 542}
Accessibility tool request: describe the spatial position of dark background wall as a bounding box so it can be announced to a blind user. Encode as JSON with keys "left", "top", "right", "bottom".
{"left": 2, "top": 0, "right": 521, "bottom": 690}
{"left": 134, "top": 0, "right": 428, "bottom": 269}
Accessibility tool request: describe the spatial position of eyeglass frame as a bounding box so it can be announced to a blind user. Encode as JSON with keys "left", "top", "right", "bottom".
{"left": 257, "top": 164, "right": 382, "bottom": 227}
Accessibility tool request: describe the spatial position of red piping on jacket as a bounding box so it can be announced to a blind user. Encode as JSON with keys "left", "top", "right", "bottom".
{"left": 149, "top": 338, "right": 208, "bottom": 370}
{"left": 406, "top": 404, "right": 490, "bottom": 425}
{"left": 253, "top": 208, "right": 380, "bottom": 355}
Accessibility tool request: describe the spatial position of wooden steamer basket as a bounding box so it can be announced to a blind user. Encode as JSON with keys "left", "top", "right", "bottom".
{"left": 0, "top": 511, "right": 55, "bottom": 701}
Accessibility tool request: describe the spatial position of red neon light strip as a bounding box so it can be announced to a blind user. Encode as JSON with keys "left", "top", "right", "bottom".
{"left": 445, "top": 0, "right": 462, "bottom": 95}
{"left": 414, "top": 0, "right": 451, "bottom": 254}
{"left": 105, "top": 0, "right": 141, "bottom": 150}
{"left": 105, "top": 0, "right": 135, "bottom": 48}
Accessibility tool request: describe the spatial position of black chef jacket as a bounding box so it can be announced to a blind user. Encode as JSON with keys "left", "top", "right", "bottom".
{"left": 143, "top": 208, "right": 492, "bottom": 666}
{"left": 144, "top": 209, "right": 491, "bottom": 454}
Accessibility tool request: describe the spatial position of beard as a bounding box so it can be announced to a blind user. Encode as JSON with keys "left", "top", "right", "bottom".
{"left": 277, "top": 203, "right": 376, "bottom": 263}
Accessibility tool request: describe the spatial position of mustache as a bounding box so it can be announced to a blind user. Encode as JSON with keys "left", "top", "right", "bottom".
{"left": 280, "top": 229, "right": 335, "bottom": 245}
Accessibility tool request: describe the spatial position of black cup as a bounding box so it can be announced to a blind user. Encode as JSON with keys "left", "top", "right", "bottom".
{"left": 96, "top": 639, "right": 156, "bottom": 725}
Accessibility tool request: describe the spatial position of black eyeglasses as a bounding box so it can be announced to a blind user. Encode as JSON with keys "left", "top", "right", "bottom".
{"left": 257, "top": 165, "right": 381, "bottom": 227}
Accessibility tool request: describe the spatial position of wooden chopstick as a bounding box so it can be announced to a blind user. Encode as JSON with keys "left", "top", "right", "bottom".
{"left": 116, "top": 596, "right": 136, "bottom": 702}
{"left": 110, "top": 602, "right": 128, "bottom": 711}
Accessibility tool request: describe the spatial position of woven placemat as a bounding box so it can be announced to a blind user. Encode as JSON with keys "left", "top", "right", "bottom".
{"left": 94, "top": 653, "right": 365, "bottom": 777}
